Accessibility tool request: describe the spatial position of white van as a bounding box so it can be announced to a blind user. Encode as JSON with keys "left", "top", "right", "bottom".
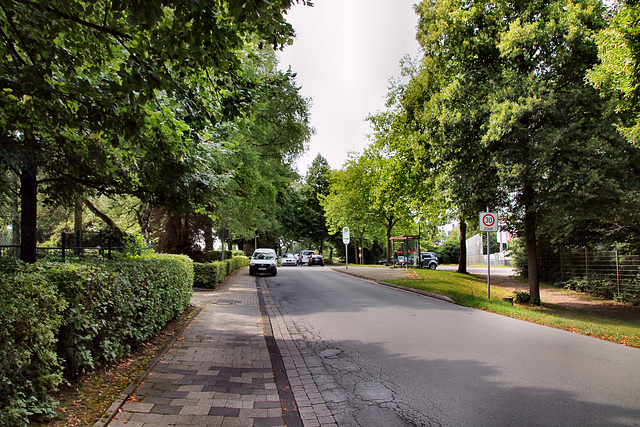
{"left": 298, "top": 250, "right": 315, "bottom": 265}
{"left": 249, "top": 248, "right": 278, "bottom": 276}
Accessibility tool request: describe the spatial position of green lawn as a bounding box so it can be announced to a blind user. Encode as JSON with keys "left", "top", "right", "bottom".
{"left": 386, "top": 269, "right": 640, "bottom": 348}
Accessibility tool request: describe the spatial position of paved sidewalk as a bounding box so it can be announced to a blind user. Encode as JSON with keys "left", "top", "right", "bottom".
{"left": 104, "top": 271, "right": 293, "bottom": 427}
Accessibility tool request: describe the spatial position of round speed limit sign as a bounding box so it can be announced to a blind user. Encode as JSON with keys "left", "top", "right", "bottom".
{"left": 479, "top": 212, "right": 498, "bottom": 232}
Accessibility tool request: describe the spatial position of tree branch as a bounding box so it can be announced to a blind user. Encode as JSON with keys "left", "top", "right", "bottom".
{"left": 14, "top": 0, "right": 132, "bottom": 41}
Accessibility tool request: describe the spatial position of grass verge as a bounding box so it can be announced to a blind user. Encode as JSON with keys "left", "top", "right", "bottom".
{"left": 35, "top": 305, "right": 197, "bottom": 426}
{"left": 387, "top": 269, "right": 640, "bottom": 348}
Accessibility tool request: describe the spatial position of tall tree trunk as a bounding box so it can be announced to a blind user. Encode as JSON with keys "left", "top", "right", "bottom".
{"left": 457, "top": 219, "right": 468, "bottom": 273}
{"left": 202, "top": 216, "right": 214, "bottom": 251}
{"left": 353, "top": 241, "right": 357, "bottom": 265}
{"left": 74, "top": 198, "right": 83, "bottom": 232}
{"left": 138, "top": 198, "right": 152, "bottom": 243}
{"left": 19, "top": 165, "right": 38, "bottom": 263}
{"left": 83, "top": 198, "right": 124, "bottom": 242}
{"left": 386, "top": 216, "right": 394, "bottom": 264}
{"left": 523, "top": 183, "right": 540, "bottom": 303}
{"left": 75, "top": 198, "right": 83, "bottom": 254}
{"left": 11, "top": 176, "right": 20, "bottom": 258}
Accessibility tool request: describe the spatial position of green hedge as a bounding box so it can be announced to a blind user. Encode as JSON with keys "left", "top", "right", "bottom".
{"left": 0, "top": 261, "right": 66, "bottom": 425}
{"left": 0, "top": 254, "right": 193, "bottom": 426}
{"left": 193, "top": 256, "right": 250, "bottom": 289}
{"left": 53, "top": 254, "right": 193, "bottom": 379}
{"left": 189, "top": 250, "right": 245, "bottom": 263}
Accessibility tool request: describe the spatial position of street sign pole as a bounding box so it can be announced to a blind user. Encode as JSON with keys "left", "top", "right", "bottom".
{"left": 345, "top": 244, "right": 348, "bottom": 269}
{"left": 343, "top": 227, "right": 350, "bottom": 269}
{"left": 479, "top": 211, "right": 498, "bottom": 299}
{"left": 487, "top": 231, "right": 491, "bottom": 299}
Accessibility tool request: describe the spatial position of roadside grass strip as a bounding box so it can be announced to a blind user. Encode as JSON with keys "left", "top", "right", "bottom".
{"left": 387, "top": 269, "right": 640, "bottom": 348}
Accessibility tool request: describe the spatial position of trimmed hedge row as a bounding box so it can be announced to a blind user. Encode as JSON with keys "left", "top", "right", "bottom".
{"left": 193, "top": 256, "right": 250, "bottom": 289}
{"left": 0, "top": 254, "right": 193, "bottom": 426}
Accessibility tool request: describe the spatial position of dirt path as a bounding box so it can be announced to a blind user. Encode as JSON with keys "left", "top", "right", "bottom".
{"left": 486, "top": 274, "right": 640, "bottom": 323}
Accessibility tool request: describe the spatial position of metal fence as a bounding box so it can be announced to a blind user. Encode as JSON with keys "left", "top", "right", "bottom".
{"left": 548, "top": 249, "right": 640, "bottom": 304}
{"left": 0, "top": 230, "right": 124, "bottom": 261}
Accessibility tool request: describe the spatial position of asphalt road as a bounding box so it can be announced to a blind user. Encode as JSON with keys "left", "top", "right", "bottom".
{"left": 265, "top": 266, "right": 640, "bottom": 426}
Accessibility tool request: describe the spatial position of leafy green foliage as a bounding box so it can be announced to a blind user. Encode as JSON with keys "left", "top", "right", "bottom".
{"left": 193, "top": 256, "right": 249, "bottom": 289}
{"left": 53, "top": 255, "right": 193, "bottom": 379}
{"left": 403, "top": 0, "right": 640, "bottom": 302}
{"left": 563, "top": 275, "right": 640, "bottom": 305}
{"left": 0, "top": 0, "right": 312, "bottom": 262}
{"left": 0, "top": 254, "right": 193, "bottom": 425}
{"left": 438, "top": 239, "right": 460, "bottom": 265}
{"left": 0, "top": 260, "right": 66, "bottom": 426}
{"left": 512, "top": 290, "right": 532, "bottom": 304}
{"left": 120, "top": 233, "right": 151, "bottom": 257}
{"left": 588, "top": 1, "right": 640, "bottom": 145}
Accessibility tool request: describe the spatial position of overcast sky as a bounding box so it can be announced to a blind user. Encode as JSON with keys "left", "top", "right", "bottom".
{"left": 277, "top": 0, "right": 422, "bottom": 174}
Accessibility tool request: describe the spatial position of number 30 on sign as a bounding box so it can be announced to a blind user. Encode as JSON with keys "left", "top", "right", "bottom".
{"left": 479, "top": 212, "right": 498, "bottom": 232}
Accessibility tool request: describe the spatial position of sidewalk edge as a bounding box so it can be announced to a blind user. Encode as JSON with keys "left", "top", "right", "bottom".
{"left": 93, "top": 306, "right": 202, "bottom": 427}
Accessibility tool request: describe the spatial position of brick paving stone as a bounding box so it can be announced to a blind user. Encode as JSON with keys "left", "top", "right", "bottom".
{"left": 102, "top": 271, "right": 293, "bottom": 427}
{"left": 100, "top": 268, "right": 341, "bottom": 427}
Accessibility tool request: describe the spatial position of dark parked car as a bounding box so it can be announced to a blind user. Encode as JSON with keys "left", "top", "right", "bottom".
{"left": 309, "top": 253, "right": 325, "bottom": 266}
{"left": 420, "top": 252, "right": 439, "bottom": 270}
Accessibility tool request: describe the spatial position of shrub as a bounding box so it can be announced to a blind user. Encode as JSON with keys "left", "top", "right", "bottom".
{"left": 193, "top": 256, "right": 250, "bottom": 289}
{"left": 119, "top": 233, "right": 151, "bottom": 257}
{"left": 0, "top": 254, "right": 193, "bottom": 425}
{"left": 512, "top": 290, "right": 531, "bottom": 303}
{"left": 0, "top": 262, "right": 66, "bottom": 426}
{"left": 563, "top": 276, "right": 618, "bottom": 301}
{"left": 438, "top": 239, "right": 460, "bottom": 265}
{"left": 52, "top": 254, "right": 193, "bottom": 379}
{"left": 508, "top": 238, "right": 528, "bottom": 278}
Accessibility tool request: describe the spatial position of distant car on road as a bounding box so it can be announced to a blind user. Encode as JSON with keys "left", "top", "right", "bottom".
{"left": 309, "top": 253, "right": 325, "bottom": 266}
{"left": 249, "top": 248, "right": 278, "bottom": 276}
{"left": 280, "top": 253, "right": 298, "bottom": 266}
{"left": 298, "top": 250, "right": 315, "bottom": 265}
{"left": 377, "top": 259, "right": 388, "bottom": 265}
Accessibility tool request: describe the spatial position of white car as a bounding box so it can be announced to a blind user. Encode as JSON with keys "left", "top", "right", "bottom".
{"left": 298, "top": 250, "right": 315, "bottom": 265}
{"left": 281, "top": 253, "right": 298, "bottom": 266}
{"left": 249, "top": 248, "right": 278, "bottom": 276}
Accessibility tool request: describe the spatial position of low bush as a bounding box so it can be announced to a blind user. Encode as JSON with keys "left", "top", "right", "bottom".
{"left": 0, "top": 254, "right": 193, "bottom": 425}
{"left": 193, "top": 256, "right": 249, "bottom": 289}
{"left": 53, "top": 254, "right": 193, "bottom": 379}
{"left": 189, "top": 250, "right": 244, "bottom": 263}
{"left": 512, "top": 290, "right": 531, "bottom": 304}
{"left": 0, "top": 261, "right": 66, "bottom": 425}
{"left": 562, "top": 275, "right": 640, "bottom": 305}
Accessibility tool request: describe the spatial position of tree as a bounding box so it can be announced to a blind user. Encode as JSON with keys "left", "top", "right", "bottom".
{"left": 321, "top": 152, "right": 379, "bottom": 264}
{"left": 0, "top": 0, "right": 310, "bottom": 262}
{"left": 300, "top": 154, "right": 332, "bottom": 253}
{"left": 587, "top": 0, "right": 640, "bottom": 145}
{"left": 406, "top": 0, "right": 640, "bottom": 303}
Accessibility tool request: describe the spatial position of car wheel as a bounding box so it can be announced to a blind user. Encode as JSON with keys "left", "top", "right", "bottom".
{"left": 429, "top": 262, "right": 437, "bottom": 270}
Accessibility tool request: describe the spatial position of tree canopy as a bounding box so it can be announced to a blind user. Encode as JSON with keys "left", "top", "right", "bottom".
{"left": 395, "top": 0, "right": 640, "bottom": 301}
{"left": 0, "top": 0, "right": 311, "bottom": 261}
